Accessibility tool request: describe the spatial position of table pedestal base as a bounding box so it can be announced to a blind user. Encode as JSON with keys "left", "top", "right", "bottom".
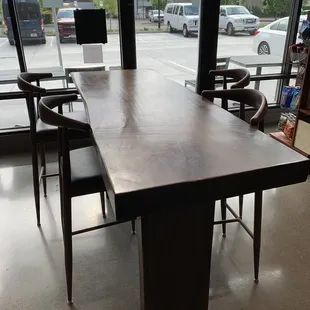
{"left": 139, "top": 201, "right": 215, "bottom": 310}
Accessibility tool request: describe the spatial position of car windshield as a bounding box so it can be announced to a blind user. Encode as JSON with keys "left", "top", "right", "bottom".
{"left": 57, "top": 10, "right": 74, "bottom": 18}
{"left": 226, "top": 7, "right": 249, "bottom": 15}
{"left": 16, "top": 3, "right": 40, "bottom": 20}
{"left": 184, "top": 5, "right": 199, "bottom": 15}
{"left": 152, "top": 10, "right": 164, "bottom": 14}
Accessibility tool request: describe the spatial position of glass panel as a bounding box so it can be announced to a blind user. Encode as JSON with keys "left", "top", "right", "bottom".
{"left": 217, "top": 2, "right": 294, "bottom": 104}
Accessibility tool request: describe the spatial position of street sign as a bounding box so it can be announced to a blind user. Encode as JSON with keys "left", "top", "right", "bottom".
{"left": 42, "top": 0, "right": 63, "bottom": 8}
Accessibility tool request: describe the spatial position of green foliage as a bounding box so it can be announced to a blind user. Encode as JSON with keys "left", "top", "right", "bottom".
{"left": 251, "top": 5, "right": 269, "bottom": 17}
{"left": 42, "top": 9, "right": 52, "bottom": 24}
{"left": 220, "top": 0, "right": 246, "bottom": 5}
{"left": 149, "top": 0, "right": 167, "bottom": 11}
{"left": 93, "top": 0, "right": 118, "bottom": 16}
{"left": 263, "top": 0, "right": 290, "bottom": 18}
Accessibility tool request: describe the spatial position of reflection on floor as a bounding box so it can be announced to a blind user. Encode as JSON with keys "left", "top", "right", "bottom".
{"left": 1, "top": 162, "right": 310, "bottom": 309}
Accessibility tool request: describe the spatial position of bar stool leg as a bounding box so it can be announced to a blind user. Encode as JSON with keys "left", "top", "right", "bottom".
{"left": 220, "top": 199, "right": 227, "bottom": 237}
{"left": 131, "top": 219, "right": 136, "bottom": 235}
{"left": 254, "top": 190, "right": 263, "bottom": 283}
{"left": 239, "top": 195, "right": 244, "bottom": 219}
{"left": 40, "top": 143, "right": 47, "bottom": 197}
{"left": 31, "top": 145, "right": 40, "bottom": 226}
{"left": 63, "top": 194, "right": 73, "bottom": 305}
{"left": 100, "top": 192, "right": 106, "bottom": 218}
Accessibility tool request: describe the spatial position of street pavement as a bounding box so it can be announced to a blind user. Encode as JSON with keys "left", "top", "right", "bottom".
{"left": 0, "top": 32, "right": 282, "bottom": 129}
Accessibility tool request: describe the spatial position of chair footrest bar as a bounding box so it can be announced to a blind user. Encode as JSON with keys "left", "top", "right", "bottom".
{"left": 72, "top": 219, "right": 130, "bottom": 235}
{"left": 42, "top": 173, "right": 59, "bottom": 178}
{"left": 214, "top": 218, "right": 240, "bottom": 225}
{"left": 39, "top": 166, "right": 59, "bottom": 181}
{"left": 222, "top": 202, "right": 254, "bottom": 239}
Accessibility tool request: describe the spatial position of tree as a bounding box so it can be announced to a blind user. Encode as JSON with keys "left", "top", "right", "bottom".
{"left": 263, "top": 0, "right": 290, "bottom": 18}
{"left": 149, "top": 0, "right": 167, "bottom": 11}
{"left": 93, "top": 0, "right": 118, "bottom": 16}
{"left": 220, "top": 0, "right": 246, "bottom": 5}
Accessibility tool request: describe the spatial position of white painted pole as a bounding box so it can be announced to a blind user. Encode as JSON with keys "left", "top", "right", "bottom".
{"left": 52, "top": 7, "right": 65, "bottom": 86}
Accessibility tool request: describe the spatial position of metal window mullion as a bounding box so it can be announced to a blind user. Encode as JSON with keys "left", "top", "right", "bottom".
{"left": 7, "top": 0, "right": 27, "bottom": 72}
{"left": 277, "top": 0, "right": 303, "bottom": 103}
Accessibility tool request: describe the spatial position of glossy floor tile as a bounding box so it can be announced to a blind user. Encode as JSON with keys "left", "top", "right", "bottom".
{"left": 1, "top": 163, "right": 310, "bottom": 309}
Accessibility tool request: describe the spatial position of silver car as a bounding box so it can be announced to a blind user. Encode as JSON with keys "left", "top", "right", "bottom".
{"left": 149, "top": 10, "right": 164, "bottom": 22}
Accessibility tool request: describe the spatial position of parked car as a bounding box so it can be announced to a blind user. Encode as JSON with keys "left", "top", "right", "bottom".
{"left": 2, "top": 0, "right": 46, "bottom": 45}
{"left": 219, "top": 5, "right": 259, "bottom": 36}
{"left": 57, "top": 8, "right": 76, "bottom": 43}
{"left": 164, "top": 3, "right": 199, "bottom": 37}
{"left": 253, "top": 16, "right": 305, "bottom": 56}
{"left": 149, "top": 10, "right": 164, "bottom": 22}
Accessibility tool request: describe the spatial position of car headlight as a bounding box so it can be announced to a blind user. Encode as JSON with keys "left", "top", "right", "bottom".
{"left": 234, "top": 18, "right": 243, "bottom": 23}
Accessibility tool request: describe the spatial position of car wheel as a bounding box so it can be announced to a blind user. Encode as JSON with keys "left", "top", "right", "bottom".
{"left": 60, "top": 37, "right": 64, "bottom": 43}
{"left": 249, "top": 30, "right": 256, "bottom": 36}
{"left": 183, "top": 24, "right": 189, "bottom": 37}
{"left": 9, "top": 39, "right": 14, "bottom": 45}
{"left": 168, "top": 22, "right": 173, "bottom": 33}
{"left": 258, "top": 42, "right": 270, "bottom": 55}
{"left": 227, "top": 23, "right": 234, "bottom": 36}
{"left": 41, "top": 38, "right": 46, "bottom": 44}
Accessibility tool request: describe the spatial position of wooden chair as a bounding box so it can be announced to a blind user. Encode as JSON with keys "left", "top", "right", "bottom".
{"left": 202, "top": 88, "right": 268, "bottom": 282}
{"left": 38, "top": 94, "right": 136, "bottom": 305}
{"left": 17, "top": 72, "right": 89, "bottom": 227}
{"left": 209, "top": 68, "right": 251, "bottom": 110}
{"left": 209, "top": 68, "right": 251, "bottom": 222}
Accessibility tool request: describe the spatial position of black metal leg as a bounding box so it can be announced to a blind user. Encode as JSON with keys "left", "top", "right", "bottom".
{"left": 239, "top": 195, "right": 244, "bottom": 219}
{"left": 39, "top": 143, "right": 47, "bottom": 197}
{"left": 31, "top": 144, "right": 40, "bottom": 226}
{"left": 220, "top": 199, "right": 227, "bottom": 237}
{"left": 131, "top": 219, "right": 136, "bottom": 235}
{"left": 63, "top": 193, "right": 73, "bottom": 305}
{"left": 254, "top": 190, "right": 263, "bottom": 283}
{"left": 100, "top": 192, "right": 106, "bottom": 218}
{"left": 59, "top": 173, "right": 64, "bottom": 236}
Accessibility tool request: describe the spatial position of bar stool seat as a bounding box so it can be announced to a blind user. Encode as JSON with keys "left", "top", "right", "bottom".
{"left": 69, "top": 147, "right": 104, "bottom": 197}
{"left": 36, "top": 111, "right": 87, "bottom": 136}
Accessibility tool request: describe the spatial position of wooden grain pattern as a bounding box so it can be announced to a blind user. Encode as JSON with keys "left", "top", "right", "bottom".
{"left": 72, "top": 70, "right": 309, "bottom": 220}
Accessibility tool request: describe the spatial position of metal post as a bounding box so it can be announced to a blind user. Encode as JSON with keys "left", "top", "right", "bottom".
{"left": 158, "top": 0, "right": 161, "bottom": 29}
{"left": 118, "top": 0, "right": 137, "bottom": 69}
{"left": 277, "top": 0, "right": 303, "bottom": 102}
{"left": 52, "top": 7, "right": 64, "bottom": 69}
{"left": 196, "top": 0, "right": 220, "bottom": 94}
{"left": 7, "top": 0, "right": 27, "bottom": 72}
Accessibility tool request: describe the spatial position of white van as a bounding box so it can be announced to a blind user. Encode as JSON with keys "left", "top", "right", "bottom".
{"left": 219, "top": 5, "right": 260, "bottom": 36}
{"left": 164, "top": 3, "right": 199, "bottom": 37}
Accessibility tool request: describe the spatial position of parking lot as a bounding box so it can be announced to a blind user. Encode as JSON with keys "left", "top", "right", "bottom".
{"left": 0, "top": 31, "right": 281, "bottom": 129}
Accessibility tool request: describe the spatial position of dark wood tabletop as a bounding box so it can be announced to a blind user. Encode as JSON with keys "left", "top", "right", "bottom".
{"left": 72, "top": 69, "right": 309, "bottom": 220}
{"left": 72, "top": 69, "right": 309, "bottom": 310}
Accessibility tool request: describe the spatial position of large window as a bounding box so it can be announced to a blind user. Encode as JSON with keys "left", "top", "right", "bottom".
{"left": 0, "top": 0, "right": 121, "bottom": 131}
{"left": 217, "top": 3, "right": 296, "bottom": 105}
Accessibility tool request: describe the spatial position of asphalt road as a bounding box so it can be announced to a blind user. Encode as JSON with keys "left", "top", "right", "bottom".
{"left": 0, "top": 32, "right": 256, "bottom": 84}
{"left": 0, "top": 32, "right": 281, "bottom": 129}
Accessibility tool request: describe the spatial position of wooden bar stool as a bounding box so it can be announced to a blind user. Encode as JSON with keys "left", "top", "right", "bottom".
{"left": 38, "top": 94, "right": 135, "bottom": 305}
{"left": 202, "top": 88, "right": 268, "bottom": 282}
{"left": 209, "top": 68, "right": 251, "bottom": 109}
{"left": 17, "top": 73, "right": 89, "bottom": 226}
{"left": 209, "top": 68, "right": 251, "bottom": 220}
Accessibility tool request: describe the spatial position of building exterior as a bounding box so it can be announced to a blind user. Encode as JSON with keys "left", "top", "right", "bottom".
{"left": 134, "top": 0, "right": 153, "bottom": 19}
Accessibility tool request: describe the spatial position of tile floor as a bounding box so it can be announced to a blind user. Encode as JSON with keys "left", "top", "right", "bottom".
{"left": 1, "top": 159, "right": 310, "bottom": 309}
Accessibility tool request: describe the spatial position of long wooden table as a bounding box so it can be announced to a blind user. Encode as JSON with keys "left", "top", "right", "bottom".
{"left": 72, "top": 70, "right": 309, "bottom": 310}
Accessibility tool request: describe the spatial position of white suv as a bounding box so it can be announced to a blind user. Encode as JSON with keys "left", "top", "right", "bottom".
{"left": 164, "top": 3, "right": 199, "bottom": 37}
{"left": 219, "top": 5, "right": 260, "bottom": 36}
